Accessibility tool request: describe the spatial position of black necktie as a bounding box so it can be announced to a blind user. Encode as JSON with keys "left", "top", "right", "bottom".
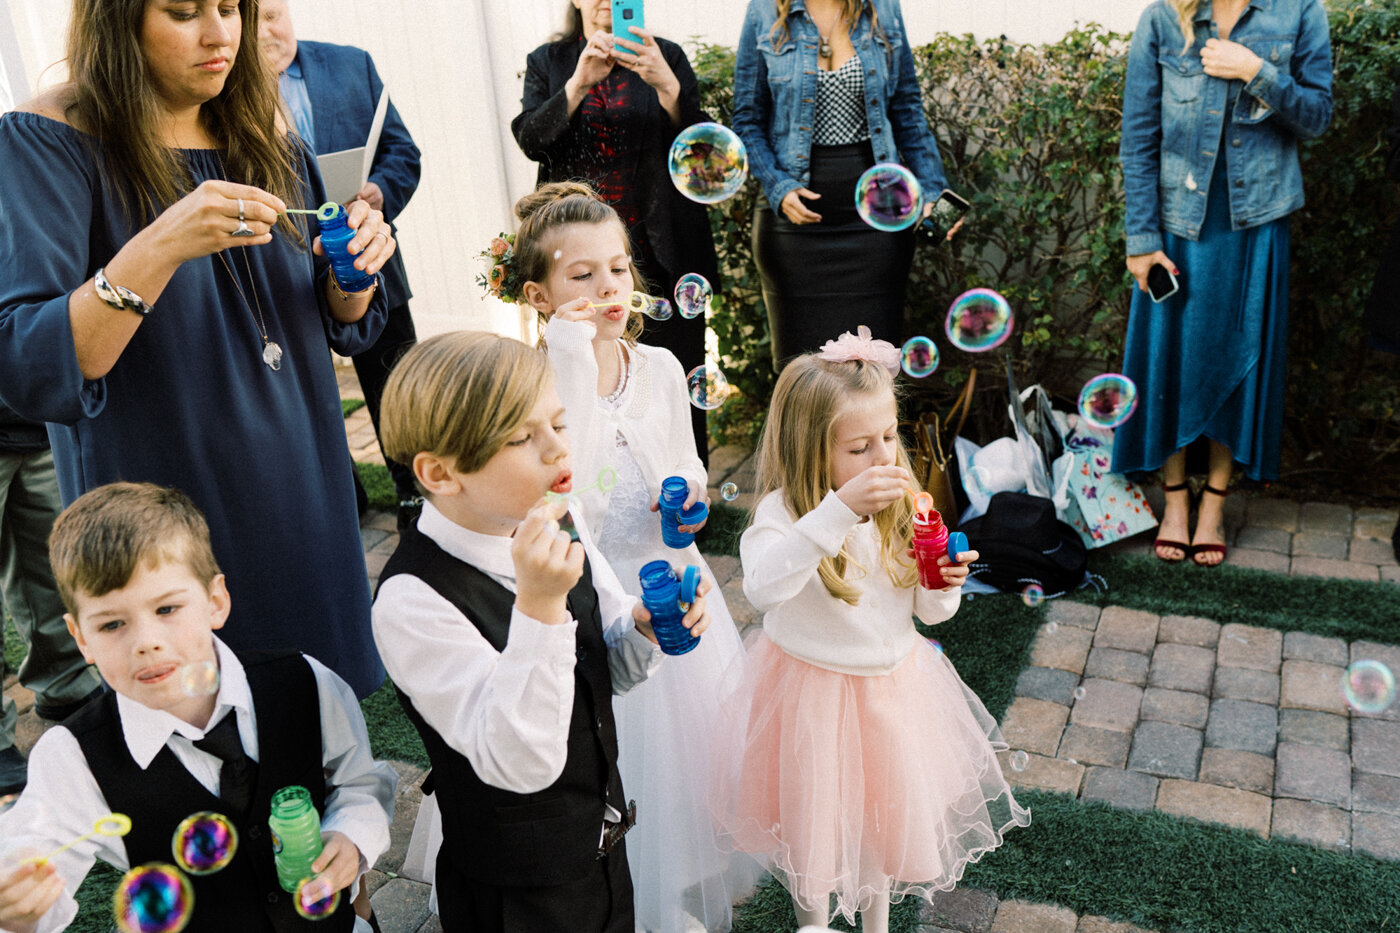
{"left": 193, "top": 712, "right": 257, "bottom": 817}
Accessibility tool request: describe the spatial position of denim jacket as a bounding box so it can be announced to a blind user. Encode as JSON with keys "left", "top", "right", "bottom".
{"left": 733, "top": 0, "right": 947, "bottom": 212}
{"left": 1120, "top": 0, "right": 1332, "bottom": 256}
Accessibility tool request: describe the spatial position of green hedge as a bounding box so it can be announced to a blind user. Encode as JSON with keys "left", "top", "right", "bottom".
{"left": 690, "top": 0, "right": 1400, "bottom": 465}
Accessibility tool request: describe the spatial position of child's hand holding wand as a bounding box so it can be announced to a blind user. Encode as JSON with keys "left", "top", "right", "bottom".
{"left": 0, "top": 853, "right": 62, "bottom": 933}
{"left": 512, "top": 498, "right": 586, "bottom": 625}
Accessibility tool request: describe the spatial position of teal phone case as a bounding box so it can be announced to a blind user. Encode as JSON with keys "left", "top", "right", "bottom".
{"left": 611, "top": 0, "right": 645, "bottom": 54}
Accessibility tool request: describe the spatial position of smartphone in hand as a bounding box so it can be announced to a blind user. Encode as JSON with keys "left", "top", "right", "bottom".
{"left": 610, "top": 0, "right": 645, "bottom": 55}
{"left": 917, "top": 189, "right": 971, "bottom": 243}
{"left": 1147, "top": 264, "right": 1180, "bottom": 303}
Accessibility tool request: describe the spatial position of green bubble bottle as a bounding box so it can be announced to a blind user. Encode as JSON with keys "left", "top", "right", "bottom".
{"left": 269, "top": 785, "right": 323, "bottom": 892}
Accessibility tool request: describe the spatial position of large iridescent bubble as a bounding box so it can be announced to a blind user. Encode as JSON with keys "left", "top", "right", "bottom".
{"left": 179, "top": 661, "right": 219, "bottom": 698}
{"left": 1342, "top": 659, "right": 1396, "bottom": 714}
{"left": 1077, "top": 374, "right": 1139, "bottom": 430}
{"left": 674, "top": 273, "right": 713, "bottom": 320}
{"left": 854, "top": 163, "right": 922, "bottom": 232}
{"left": 668, "top": 123, "right": 748, "bottom": 204}
{"left": 945, "top": 288, "right": 1014, "bottom": 352}
{"left": 295, "top": 874, "right": 342, "bottom": 921}
{"left": 171, "top": 812, "right": 238, "bottom": 876}
{"left": 114, "top": 863, "right": 194, "bottom": 933}
{"left": 899, "top": 336, "right": 939, "bottom": 378}
{"left": 686, "top": 365, "right": 731, "bottom": 411}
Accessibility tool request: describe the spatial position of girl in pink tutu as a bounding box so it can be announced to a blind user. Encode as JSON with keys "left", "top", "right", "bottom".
{"left": 713, "top": 329, "right": 1030, "bottom": 931}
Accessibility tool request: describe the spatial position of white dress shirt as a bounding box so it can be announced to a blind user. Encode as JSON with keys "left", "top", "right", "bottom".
{"left": 0, "top": 637, "right": 397, "bottom": 933}
{"left": 742, "top": 489, "right": 963, "bottom": 675}
{"left": 371, "top": 502, "right": 662, "bottom": 796}
{"left": 545, "top": 318, "right": 708, "bottom": 533}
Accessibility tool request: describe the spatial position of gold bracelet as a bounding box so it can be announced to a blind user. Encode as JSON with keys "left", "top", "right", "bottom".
{"left": 330, "top": 273, "right": 378, "bottom": 302}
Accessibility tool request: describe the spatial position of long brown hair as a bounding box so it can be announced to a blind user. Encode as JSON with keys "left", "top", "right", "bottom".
{"left": 754, "top": 353, "right": 918, "bottom": 605}
{"left": 64, "top": 0, "right": 304, "bottom": 234}
{"left": 769, "top": 0, "right": 886, "bottom": 58}
{"left": 514, "top": 181, "right": 647, "bottom": 344}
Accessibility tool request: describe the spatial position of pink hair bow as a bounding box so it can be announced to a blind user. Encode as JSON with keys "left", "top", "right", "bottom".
{"left": 816, "top": 325, "right": 900, "bottom": 374}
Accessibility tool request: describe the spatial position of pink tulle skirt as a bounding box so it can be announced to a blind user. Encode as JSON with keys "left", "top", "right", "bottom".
{"left": 710, "top": 634, "right": 1030, "bottom": 923}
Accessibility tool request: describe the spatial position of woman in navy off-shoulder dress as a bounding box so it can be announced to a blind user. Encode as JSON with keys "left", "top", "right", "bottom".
{"left": 0, "top": 0, "right": 397, "bottom": 697}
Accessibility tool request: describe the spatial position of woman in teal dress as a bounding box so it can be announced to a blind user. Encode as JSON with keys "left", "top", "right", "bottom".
{"left": 0, "top": 0, "right": 396, "bottom": 696}
{"left": 1115, "top": 0, "right": 1332, "bottom": 566}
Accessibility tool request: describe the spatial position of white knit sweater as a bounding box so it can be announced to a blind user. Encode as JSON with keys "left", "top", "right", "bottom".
{"left": 741, "top": 489, "right": 962, "bottom": 675}
{"left": 545, "top": 317, "right": 708, "bottom": 533}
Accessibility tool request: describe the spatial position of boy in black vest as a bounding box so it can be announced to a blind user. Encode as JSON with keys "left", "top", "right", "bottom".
{"left": 0, "top": 482, "right": 396, "bottom": 933}
{"left": 370, "top": 332, "right": 712, "bottom": 933}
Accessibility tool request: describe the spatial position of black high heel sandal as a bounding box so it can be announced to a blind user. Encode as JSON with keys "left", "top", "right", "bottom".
{"left": 1154, "top": 481, "right": 1192, "bottom": 563}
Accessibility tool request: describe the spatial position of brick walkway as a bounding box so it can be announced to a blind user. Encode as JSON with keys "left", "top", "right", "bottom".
{"left": 999, "top": 601, "right": 1400, "bottom": 861}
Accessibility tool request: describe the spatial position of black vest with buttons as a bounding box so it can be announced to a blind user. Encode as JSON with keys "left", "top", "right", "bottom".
{"left": 379, "top": 525, "right": 625, "bottom": 887}
{"left": 67, "top": 653, "right": 354, "bottom": 932}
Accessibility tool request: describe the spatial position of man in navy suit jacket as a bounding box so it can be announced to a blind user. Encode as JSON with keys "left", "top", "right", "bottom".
{"left": 262, "top": 0, "right": 424, "bottom": 532}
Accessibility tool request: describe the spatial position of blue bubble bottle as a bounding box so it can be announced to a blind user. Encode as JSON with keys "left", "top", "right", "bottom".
{"left": 658, "top": 475, "right": 708, "bottom": 549}
{"left": 315, "top": 202, "right": 377, "bottom": 293}
{"left": 637, "top": 561, "right": 702, "bottom": 656}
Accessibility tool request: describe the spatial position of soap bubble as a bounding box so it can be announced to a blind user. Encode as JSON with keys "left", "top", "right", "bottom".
{"left": 945, "top": 288, "right": 1014, "bottom": 352}
{"left": 1073, "top": 686, "right": 1087, "bottom": 701}
{"left": 720, "top": 482, "right": 739, "bottom": 502}
{"left": 1077, "top": 374, "right": 1139, "bottom": 430}
{"left": 1009, "top": 751, "right": 1029, "bottom": 772}
{"left": 966, "top": 465, "right": 994, "bottom": 498}
{"left": 1045, "top": 621, "right": 1059, "bottom": 634}
{"left": 179, "top": 661, "right": 219, "bottom": 698}
{"left": 171, "top": 812, "right": 238, "bottom": 876}
{"left": 1021, "top": 584, "right": 1045, "bottom": 608}
{"left": 620, "top": 291, "right": 672, "bottom": 322}
{"left": 854, "top": 163, "right": 922, "bottom": 232}
{"left": 294, "top": 874, "right": 342, "bottom": 921}
{"left": 674, "top": 273, "right": 713, "bottom": 320}
{"left": 668, "top": 123, "right": 748, "bottom": 204}
{"left": 1342, "top": 659, "right": 1396, "bottom": 714}
{"left": 927, "top": 639, "right": 943, "bottom": 653}
{"left": 687, "top": 365, "right": 731, "bottom": 411}
{"left": 114, "top": 863, "right": 194, "bottom": 933}
{"left": 900, "top": 336, "right": 939, "bottom": 378}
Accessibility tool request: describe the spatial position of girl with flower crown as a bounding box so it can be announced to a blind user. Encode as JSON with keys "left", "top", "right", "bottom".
{"left": 710, "top": 329, "right": 1029, "bottom": 933}
{"left": 510, "top": 181, "right": 760, "bottom": 933}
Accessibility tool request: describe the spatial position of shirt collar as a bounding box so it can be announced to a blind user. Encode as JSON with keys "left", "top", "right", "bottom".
{"left": 116, "top": 636, "right": 253, "bottom": 769}
{"left": 284, "top": 55, "right": 304, "bottom": 79}
{"left": 1194, "top": 0, "right": 1265, "bottom": 24}
{"left": 417, "top": 500, "right": 519, "bottom": 581}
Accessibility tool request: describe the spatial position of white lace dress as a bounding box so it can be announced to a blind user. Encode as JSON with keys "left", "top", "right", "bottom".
{"left": 594, "top": 354, "right": 761, "bottom": 933}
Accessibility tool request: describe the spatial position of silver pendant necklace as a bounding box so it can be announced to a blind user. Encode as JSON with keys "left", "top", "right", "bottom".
{"left": 819, "top": 33, "right": 832, "bottom": 58}
{"left": 215, "top": 247, "right": 283, "bottom": 371}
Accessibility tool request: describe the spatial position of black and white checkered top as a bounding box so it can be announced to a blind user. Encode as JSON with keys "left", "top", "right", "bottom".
{"left": 813, "top": 55, "right": 871, "bottom": 145}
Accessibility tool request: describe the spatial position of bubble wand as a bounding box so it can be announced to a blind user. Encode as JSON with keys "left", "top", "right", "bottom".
{"left": 587, "top": 291, "right": 673, "bottom": 321}
{"left": 29, "top": 813, "right": 132, "bottom": 864}
{"left": 545, "top": 467, "right": 619, "bottom": 542}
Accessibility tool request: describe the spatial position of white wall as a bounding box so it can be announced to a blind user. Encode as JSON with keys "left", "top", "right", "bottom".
{"left": 2, "top": 0, "right": 1150, "bottom": 339}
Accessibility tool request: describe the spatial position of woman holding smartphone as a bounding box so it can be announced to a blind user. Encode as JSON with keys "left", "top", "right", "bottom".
{"left": 734, "top": 0, "right": 954, "bottom": 368}
{"left": 1115, "top": 0, "right": 1332, "bottom": 565}
{"left": 512, "top": 0, "right": 718, "bottom": 463}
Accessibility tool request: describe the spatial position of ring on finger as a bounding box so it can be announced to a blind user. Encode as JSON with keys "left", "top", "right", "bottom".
{"left": 373, "top": 231, "right": 388, "bottom": 244}
{"left": 232, "top": 220, "right": 255, "bottom": 238}
{"left": 237, "top": 198, "right": 245, "bottom": 223}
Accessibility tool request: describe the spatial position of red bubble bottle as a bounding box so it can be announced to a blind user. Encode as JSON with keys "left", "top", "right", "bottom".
{"left": 912, "top": 492, "right": 968, "bottom": 589}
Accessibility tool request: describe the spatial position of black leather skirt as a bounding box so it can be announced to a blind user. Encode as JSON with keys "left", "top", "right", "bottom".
{"left": 752, "top": 141, "right": 916, "bottom": 369}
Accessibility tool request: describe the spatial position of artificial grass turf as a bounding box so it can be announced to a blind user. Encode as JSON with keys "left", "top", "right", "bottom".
{"left": 731, "top": 791, "right": 1400, "bottom": 932}
{"left": 1083, "top": 551, "right": 1400, "bottom": 643}
{"left": 355, "top": 460, "right": 397, "bottom": 510}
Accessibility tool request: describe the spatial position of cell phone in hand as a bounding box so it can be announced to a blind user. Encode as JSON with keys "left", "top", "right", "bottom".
{"left": 1147, "top": 264, "right": 1180, "bottom": 303}
{"left": 917, "top": 189, "right": 971, "bottom": 243}
{"left": 610, "top": 0, "right": 645, "bottom": 55}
